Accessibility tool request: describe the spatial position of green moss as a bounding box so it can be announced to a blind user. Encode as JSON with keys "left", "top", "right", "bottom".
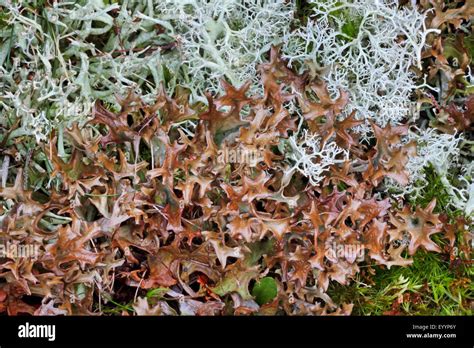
{"left": 320, "top": 1, "right": 362, "bottom": 42}
{"left": 340, "top": 16, "right": 362, "bottom": 41}
{"left": 328, "top": 251, "right": 473, "bottom": 315}
{"left": 410, "top": 164, "right": 462, "bottom": 219}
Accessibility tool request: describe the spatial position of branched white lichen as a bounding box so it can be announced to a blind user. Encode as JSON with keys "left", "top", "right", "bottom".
{"left": 388, "top": 128, "right": 473, "bottom": 218}
{"left": 407, "top": 128, "right": 462, "bottom": 181}
{"left": 283, "top": 0, "right": 439, "bottom": 127}
{"left": 457, "top": 162, "right": 474, "bottom": 218}
{"left": 287, "top": 130, "right": 348, "bottom": 186}
{"left": 156, "top": 0, "right": 294, "bottom": 101}
{"left": 459, "top": 162, "right": 474, "bottom": 218}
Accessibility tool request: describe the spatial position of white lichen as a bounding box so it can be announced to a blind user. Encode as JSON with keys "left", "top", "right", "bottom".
{"left": 286, "top": 130, "right": 348, "bottom": 186}
{"left": 407, "top": 128, "right": 462, "bottom": 181}
{"left": 388, "top": 128, "right": 473, "bottom": 218}
{"left": 156, "top": 0, "right": 295, "bottom": 102}
{"left": 283, "top": 0, "right": 439, "bottom": 127}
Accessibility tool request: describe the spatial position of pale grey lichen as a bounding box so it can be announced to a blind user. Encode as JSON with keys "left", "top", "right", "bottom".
{"left": 0, "top": 0, "right": 176, "bottom": 141}
{"left": 282, "top": 0, "right": 439, "bottom": 127}
{"left": 155, "top": 0, "right": 295, "bottom": 102}
{"left": 286, "top": 130, "right": 348, "bottom": 186}
{"left": 387, "top": 128, "right": 474, "bottom": 218}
